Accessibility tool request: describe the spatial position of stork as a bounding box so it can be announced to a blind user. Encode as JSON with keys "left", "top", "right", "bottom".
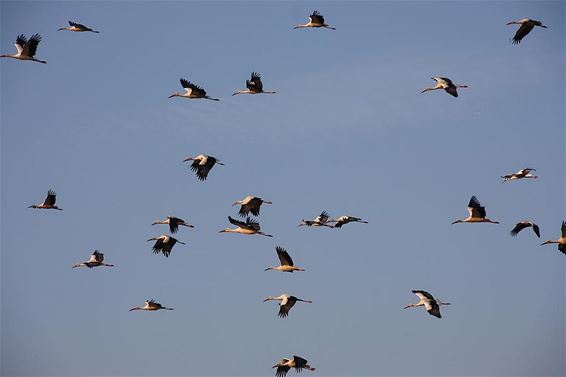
{"left": 510, "top": 221, "right": 540, "bottom": 238}
{"left": 219, "top": 216, "right": 273, "bottom": 237}
{"left": 507, "top": 19, "right": 547, "bottom": 44}
{"left": 147, "top": 235, "right": 185, "bottom": 258}
{"left": 540, "top": 221, "right": 566, "bottom": 255}
{"left": 232, "top": 72, "right": 276, "bottom": 96}
{"left": 29, "top": 190, "right": 62, "bottom": 210}
{"left": 273, "top": 356, "right": 316, "bottom": 377}
{"left": 501, "top": 168, "right": 537, "bottom": 182}
{"left": 129, "top": 299, "right": 173, "bottom": 312}
{"left": 451, "top": 195, "right": 499, "bottom": 224}
{"left": 263, "top": 294, "right": 312, "bottom": 318}
{"left": 169, "top": 78, "right": 219, "bottom": 101}
{"left": 421, "top": 77, "right": 468, "bottom": 97}
{"left": 333, "top": 215, "right": 368, "bottom": 228}
{"left": 183, "top": 154, "right": 224, "bottom": 181}
{"left": 232, "top": 196, "right": 272, "bottom": 217}
{"left": 72, "top": 250, "right": 114, "bottom": 268}
{"left": 152, "top": 216, "right": 194, "bottom": 234}
{"left": 1, "top": 34, "right": 47, "bottom": 63}
{"left": 58, "top": 21, "right": 100, "bottom": 33}
{"left": 404, "top": 290, "right": 450, "bottom": 318}
{"left": 293, "top": 10, "right": 336, "bottom": 30}
{"left": 265, "top": 246, "right": 304, "bottom": 272}
{"left": 299, "top": 211, "right": 334, "bottom": 227}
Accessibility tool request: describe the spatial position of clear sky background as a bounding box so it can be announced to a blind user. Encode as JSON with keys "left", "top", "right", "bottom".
{"left": 1, "top": 1, "right": 564, "bottom": 376}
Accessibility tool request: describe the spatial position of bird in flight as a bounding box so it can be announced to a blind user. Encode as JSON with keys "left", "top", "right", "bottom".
{"left": 152, "top": 216, "right": 194, "bottom": 234}
{"left": 1, "top": 34, "right": 47, "bottom": 64}
{"left": 507, "top": 18, "right": 547, "bottom": 44}
{"left": 293, "top": 10, "right": 336, "bottom": 30}
{"left": 421, "top": 77, "right": 468, "bottom": 97}
{"left": 263, "top": 294, "right": 312, "bottom": 318}
{"left": 219, "top": 216, "right": 273, "bottom": 237}
{"left": 169, "top": 78, "right": 219, "bottom": 101}
{"left": 183, "top": 154, "right": 224, "bottom": 181}
{"left": 540, "top": 221, "right": 566, "bottom": 255}
{"left": 451, "top": 196, "right": 499, "bottom": 224}
{"left": 58, "top": 21, "right": 100, "bottom": 33}
{"left": 404, "top": 290, "right": 450, "bottom": 318}
{"left": 501, "top": 168, "right": 537, "bottom": 182}
{"left": 232, "top": 196, "right": 272, "bottom": 217}
{"left": 72, "top": 250, "right": 114, "bottom": 269}
{"left": 129, "top": 299, "right": 174, "bottom": 312}
{"left": 29, "top": 190, "right": 62, "bottom": 210}
{"left": 265, "top": 246, "right": 304, "bottom": 272}
{"left": 147, "top": 235, "right": 186, "bottom": 258}
{"left": 272, "top": 355, "right": 316, "bottom": 377}
{"left": 233, "top": 72, "right": 276, "bottom": 96}
{"left": 332, "top": 215, "right": 368, "bottom": 228}
{"left": 510, "top": 221, "right": 540, "bottom": 238}
{"left": 299, "top": 211, "right": 334, "bottom": 227}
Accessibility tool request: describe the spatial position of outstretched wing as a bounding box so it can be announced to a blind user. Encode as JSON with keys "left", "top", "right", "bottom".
{"left": 532, "top": 223, "right": 541, "bottom": 238}
{"left": 292, "top": 356, "right": 309, "bottom": 372}
{"left": 275, "top": 246, "right": 294, "bottom": 266}
{"left": 275, "top": 365, "right": 290, "bottom": 377}
{"left": 23, "top": 34, "right": 41, "bottom": 58}
{"left": 512, "top": 22, "right": 535, "bottom": 44}
{"left": 69, "top": 21, "right": 89, "bottom": 30}
{"left": 246, "top": 72, "right": 263, "bottom": 92}
{"left": 15, "top": 34, "right": 27, "bottom": 54}
{"left": 468, "top": 195, "right": 486, "bottom": 218}
{"left": 44, "top": 190, "right": 57, "bottom": 206}
{"left": 309, "top": 10, "right": 324, "bottom": 24}
{"left": 510, "top": 222, "right": 529, "bottom": 237}
{"left": 169, "top": 217, "right": 180, "bottom": 233}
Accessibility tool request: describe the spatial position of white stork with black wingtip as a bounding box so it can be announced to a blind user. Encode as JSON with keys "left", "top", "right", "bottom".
{"left": 333, "top": 215, "right": 368, "bottom": 228}
{"left": 147, "top": 235, "right": 185, "bottom": 258}
{"left": 72, "top": 250, "right": 114, "bottom": 269}
{"left": 232, "top": 72, "right": 276, "bottom": 96}
{"left": 58, "top": 21, "right": 100, "bottom": 33}
{"left": 129, "top": 299, "right": 173, "bottom": 312}
{"left": 152, "top": 216, "right": 194, "bottom": 234}
{"left": 299, "top": 211, "right": 334, "bottom": 227}
{"left": 510, "top": 221, "right": 540, "bottom": 238}
{"left": 263, "top": 294, "right": 312, "bottom": 318}
{"left": 169, "top": 78, "right": 220, "bottom": 101}
{"left": 421, "top": 77, "right": 468, "bottom": 97}
{"left": 1, "top": 34, "right": 47, "bottom": 63}
{"left": 540, "top": 221, "right": 566, "bottom": 255}
{"left": 232, "top": 196, "right": 272, "bottom": 217}
{"left": 451, "top": 196, "right": 499, "bottom": 224}
{"left": 404, "top": 290, "right": 450, "bottom": 318}
{"left": 29, "top": 190, "right": 62, "bottom": 210}
{"left": 183, "top": 154, "right": 224, "bottom": 181}
{"left": 501, "top": 168, "right": 538, "bottom": 182}
{"left": 264, "top": 246, "right": 304, "bottom": 272}
{"left": 273, "top": 356, "right": 315, "bottom": 377}
{"left": 293, "top": 10, "right": 336, "bottom": 30}
{"left": 219, "top": 216, "right": 273, "bottom": 237}
{"left": 507, "top": 19, "right": 547, "bottom": 44}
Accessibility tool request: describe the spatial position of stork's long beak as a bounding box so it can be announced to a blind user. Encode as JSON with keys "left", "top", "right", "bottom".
{"left": 403, "top": 305, "right": 411, "bottom": 309}
{"left": 177, "top": 240, "right": 186, "bottom": 245}
{"left": 147, "top": 238, "right": 155, "bottom": 242}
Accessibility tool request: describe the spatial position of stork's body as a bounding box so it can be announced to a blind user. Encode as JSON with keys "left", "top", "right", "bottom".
{"left": 501, "top": 168, "right": 537, "bottom": 182}
{"left": 129, "top": 299, "right": 173, "bottom": 312}
{"left": 541, "top": 221, "right": 566, "bottom": 255}
{"left": 184, "top": 154, "right": 224, "bottom": 181}
{"left": 507, "top": 19, "right": 547, "bottom": 44}
{"left": 147, "top": 235, "right": 185, "bottom": 258}
{"left": 510, "top": 221, "right": 540, "bottom": 238}
{"left": 152, "top": 216, "right": 194, "bottom": 234}
{"left": 452, "top": 196, "right": 499, "bottom": 224}
{"left": 29, "top": 190, "right": 62, "bottom": 210}
{"left": 219, "top": 216, "right": 273, "bottom": 237}
{"left": 169, "top": 78, "right": 219, "bottom": 101}
{"left": 333, "top": 215, "right": 368, "bottom": 228}
{"left": 404, "top": 290, "right": 450, "bottom": 318}
{"left": 233, "top": 196, "right": 272, "bottom": 217}
{"left": 233, "top": 72, "right": 276, "bottom": 96}
{"left": 293, "top": 10, "right": 336, "bottom": 30}
{"left": 1, "top": 34, "right": 47, "bottom": 63}
{"left": 263, "top": 294, "right": 312, "bottom": 318}
{"left": 421, "top": 77, "right": 468, "bottom": 97}
{"left": 72, "top": 250, "right": 114, "bottom": 268}
{"left": 58, "top": 21, "right": 99, "bottom": 33}
{"left": 299, "top": 211, "right": 334, "bottom": 227}
{"left": 273, "top": 356, "right": 315, "bottom": 377}
{"left": 265, "top": 246, "right": 304, "bottom": 272}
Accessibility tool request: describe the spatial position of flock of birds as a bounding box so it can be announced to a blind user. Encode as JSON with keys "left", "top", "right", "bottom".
{"left": 6, "top": 9, "right": 563, "bottom": 376}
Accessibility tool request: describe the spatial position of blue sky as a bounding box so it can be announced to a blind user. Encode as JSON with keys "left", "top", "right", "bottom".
{"left": 1, "top": 1, "right": 564, "bottom": 376}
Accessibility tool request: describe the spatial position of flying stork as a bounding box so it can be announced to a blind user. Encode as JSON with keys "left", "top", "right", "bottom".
{"left": 147, "top": 235, "right": 185, "bottom": 258}
{"left": 263, "top": 294, "right": 312, "bottom": 318}
{"left": 129, "top": 299, "right": 174, "bottom": 312}
{"left": 169, "top": 78, "right": 219, "bottom": 101}
{"left": 265, "top": 246, "right": 304, "bottom": 272}
{"left": 510, "top": 221, "right": 540, "bottom": 238}
{"left": 540, "top": 221, "right": 566, "bottom": 255}
{"left": 58, "top": 21, "right": 100, "bottom": 33}
{"left": 219, "top": 216, "right": 273, "bottom": 237}
{"left": 333, "top": 215, "right": 368, "bottom": 228}
{"left": 232, "top": 196, "right": 272, "bottom": 217}
{"left": 183, "top": 154, "right": 224, "bottom": 181}
{"left": 507, "top": 19, "right": 547, "bottom": 44}
{"left": 293, "top": 10, "right": 336, "bottom": 30}
{"left": 232, "top": 72, "right": 276, "bottom": 96}
{"left": 451, "top": 196, "right": 499, "bottom": 224}
{"left": 299, "top": 211, "right": 334, "bottom": 227}
{"left": 272, "top": 356, "right": 316, "bottom": 377}
{"left": 0, "top": 34, "right": 47, "bottom": 63}
{"left": 29, "top": 190, "right": 62, "bottom": 210}
{"left": 421, "top": 77, "right": 468, "bottom": 97}
{"left": 72, "top": 250, "right": 114, "bottom": 268}
{"left": 404, "top": 290, "right": 451, "bottom": 318}
{"left": 501, "top": 168, "right": 537, "bottom": 182}
{"left": 152, "top": 216, "right": 194, "bottom": 234}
